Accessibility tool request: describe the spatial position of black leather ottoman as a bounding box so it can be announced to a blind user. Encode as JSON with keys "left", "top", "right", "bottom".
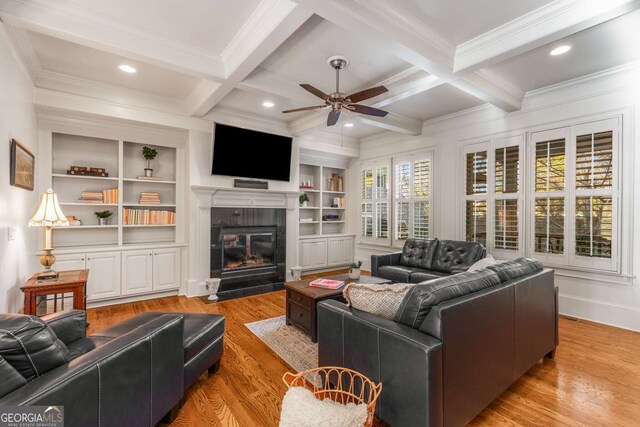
{"left": 95, "top": 311, "right": 225, "bottom": 391}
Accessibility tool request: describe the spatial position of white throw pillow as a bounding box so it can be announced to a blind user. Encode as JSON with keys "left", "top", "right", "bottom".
{"left": 343, "top": 283, "right": 414, "bottom": 320}
{"left": 279, "top": 386, "right": 368, "bottom": 427}
{"left": 467, "top": 254, "right": 498, "bottom": 272}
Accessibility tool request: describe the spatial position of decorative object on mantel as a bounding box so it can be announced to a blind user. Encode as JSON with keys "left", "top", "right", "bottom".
{"left": 94, "top": 210, "right": 113, "bottom": 225}
{"left": 67, "top": 166, "right": 109, "bottom": 177}
{"left": 10, "top": 139, "right": 35, "bottom": 191}
{"left": 299, "top": 192, "right": 310, "bottom": 207}
{"left": 348, "top": 260, "right": 362, "bottom": 280}
{"left": 205, "top": 278, "right": 221, "bottom": 301}
{"left": 29, "top": 189, "right": 69, "bottom": 279}
{"left": 142, "top": 146, "right": 158, "bottom": 177}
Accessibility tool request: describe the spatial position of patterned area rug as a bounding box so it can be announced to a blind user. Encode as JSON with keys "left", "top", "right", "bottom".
{"left": 245, "top": 315, "right": 318, "bottom": 373}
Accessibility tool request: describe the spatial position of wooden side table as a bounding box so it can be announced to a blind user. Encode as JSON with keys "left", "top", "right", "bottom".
{"left": 21, "top": 270, "right": 89, "bottom": 316}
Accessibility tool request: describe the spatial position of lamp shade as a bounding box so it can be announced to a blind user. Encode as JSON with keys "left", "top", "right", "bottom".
{"left": 29, "top": 189, "right": 69, "bottom": 227}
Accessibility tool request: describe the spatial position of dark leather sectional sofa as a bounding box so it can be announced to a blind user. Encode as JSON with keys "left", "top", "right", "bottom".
{"left": 371, "top": 238, "right": 486, "bottom": 283}
{"left": 0, "top": 310, "right": 224, "bottom": 426}
{"left": 319, "top": 257, "right": 559, "bottom": 427}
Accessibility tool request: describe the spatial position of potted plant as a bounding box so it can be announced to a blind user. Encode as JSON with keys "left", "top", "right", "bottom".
{"left": 142, "top": 146, "right": 158, "bottom": 177}
{"left": 94, "top": 210, "right": 113, "bottom": 226}
{"left": 348, "top": 260, "right": 362, "bottom": 280}
{"left": 299, "top": 192, "right": 310, "bottom": 208}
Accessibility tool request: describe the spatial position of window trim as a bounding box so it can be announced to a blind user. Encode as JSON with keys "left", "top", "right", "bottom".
{"left": 360, "top": 159, "right": 391, "bottom": 245}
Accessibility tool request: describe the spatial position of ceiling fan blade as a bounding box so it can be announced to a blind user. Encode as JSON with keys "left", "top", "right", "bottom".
{"left": 347, "top": 85, "right": 388, "bottom": 103}
{"left": 350, "top": 104, "right": 389, "bottom": 117}
{"left": 327, "top": 110, "right": 341, "bottom": 126}
{"left": 300, "top": 84, "right": 329, "bottom": 100}
{"left": 282, "top": 105, "right": 326, "bottom": 113}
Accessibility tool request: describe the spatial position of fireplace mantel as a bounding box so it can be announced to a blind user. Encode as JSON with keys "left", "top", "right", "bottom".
{"left": 191, "top": 185, "right": 299, "bottom": 209}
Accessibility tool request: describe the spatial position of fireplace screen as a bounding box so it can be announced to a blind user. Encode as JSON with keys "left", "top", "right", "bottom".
{"left": 222, "top": 227, "right": 276, "bottom": 271}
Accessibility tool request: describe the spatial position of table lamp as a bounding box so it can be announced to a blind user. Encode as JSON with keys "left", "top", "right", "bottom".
{"left": 29, "top": 189, "right": 69, "bottom": 279}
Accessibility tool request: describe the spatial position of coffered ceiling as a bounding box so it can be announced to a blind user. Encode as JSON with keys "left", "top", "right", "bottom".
{"left": 1, "top": 0, "right": 639, "bottom": 139}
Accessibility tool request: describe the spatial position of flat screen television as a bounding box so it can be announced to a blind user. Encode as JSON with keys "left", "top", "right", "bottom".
{"left": 211, "top": 123, "right": 292, "bottom": 182}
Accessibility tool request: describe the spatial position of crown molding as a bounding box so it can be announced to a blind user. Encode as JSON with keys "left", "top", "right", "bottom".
{"left": 221, "top": 0, "right": 298, "bottom": 77}
{"left": 34, "top": 88, "right": 212, "bottom": 132}
{"left": 454, "top": 0, "right": 640, "bottom": 73}
{"left": 35, "top": 69, "right": 188, "bottom": 115}
{"left": 2, "top": 23, "right": 40, "bottom": 80}
{"left": 0, "top": 0, "right": 225, "bottom": 80}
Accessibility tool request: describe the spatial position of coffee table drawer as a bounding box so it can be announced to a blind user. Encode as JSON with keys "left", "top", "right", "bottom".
{"left": 288, "top": 291, "right": 312, "bottom": 309}
{"left": 288, "top": 302, "right": 312, "bottom": 331}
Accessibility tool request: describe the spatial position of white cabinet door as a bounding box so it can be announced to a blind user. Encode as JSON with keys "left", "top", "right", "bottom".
{"left": 54, "top": 253, "right": 86, "bottom": 272}
{"left": 121, "top": 250, "right": 153, "bottom": 296}
{"left": 314, "top": 239, "right": 328, "bottom": 268}
{"left": 327, "top": 238, "right": 342, "bottom": 266}
{"left": 299, "top": 241, "right": 314, "bottom": 269}
{"left": 339, "top": 237, "right": 354, "bottom": 264}
{"left": 153, "top": 248, "right": 180, "bottom": 291}
{"left": 86, "top": 252, "right": 121, "bottom": 301}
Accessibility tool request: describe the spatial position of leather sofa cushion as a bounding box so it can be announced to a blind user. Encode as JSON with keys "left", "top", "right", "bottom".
{"left": 0, "top": 314, "right": 71, "bottom": 381}
{"left": 487, "top": 257, "right": 543, "bottom": 283}
{"left": 0, "top": 356, "right": 27, "bottom": 398}
{"left": 66, "top": 336, "right": 113, "bottom": 360}
{"left": 183, "top": 313, "right": 225, "bottom": 362}
{"left": 376, "top": 265, "right": 415, "bottom": 282}
{"left": 394, "top": 270, "right": 501, "bottom": 329}
{"left": 409, "top": 271, "right": 448, "bottom": 283}
{"left": 343, "top": 283, "right": 414, "bottom": 320}
{"left": 399, "top": 238, "right": 439, "bottom": 270}
{"left": 431, "top": 240, "right": 485, "bottom": 274}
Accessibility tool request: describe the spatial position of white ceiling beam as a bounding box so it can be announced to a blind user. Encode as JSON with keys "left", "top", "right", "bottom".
{"left": 307, "top": 0, "right": 523, "bottom": 111}
{"left": 188, "top": 0, "right": 314, "bottom": 116}
{"left": 454, "top": 0, "right": 640, "bottom": 74}
{"left": 357, "top": 112, "right": 422, "bottom": 135}
{"left": 0, "top": 0, "right": 225, "bottom": 81}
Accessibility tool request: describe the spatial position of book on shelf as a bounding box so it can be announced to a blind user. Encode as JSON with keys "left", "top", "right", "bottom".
{"left": 80, "top": 191, "right": 104, "bottom": 203}
{"left": 139, "top": 191, "right": 161, "bottom": 204}
{"left": 309, "top": 278, "right": 345, "bottom": 290}
{"left": 136, "top": 176, "right": 164, "bottom": 181}
{"left": 102, "top": 188, "right": 118, "bottom": 204}
{"left": 123, "top": 208, "right": 175, "bottom": 225}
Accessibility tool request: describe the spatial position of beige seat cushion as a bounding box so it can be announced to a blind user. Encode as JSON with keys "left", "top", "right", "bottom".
{"left": 343, "top": 283, "right": 414, "bottom": 320}
{"left": 279, "top": 386, "right": 368, "bottom": 427}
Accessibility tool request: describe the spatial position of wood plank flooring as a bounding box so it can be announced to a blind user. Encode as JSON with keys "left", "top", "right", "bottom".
{"left": 87, "top": 278, "right": 640, "bottom": 426}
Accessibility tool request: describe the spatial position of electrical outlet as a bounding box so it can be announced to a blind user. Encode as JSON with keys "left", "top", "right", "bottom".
{"left": 7, "top": 227, "right": 16, "bottom": 241}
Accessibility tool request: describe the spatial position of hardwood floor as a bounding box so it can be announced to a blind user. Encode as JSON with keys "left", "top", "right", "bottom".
{"left": 87, "top": 280, "right": 640, "bottom": 426}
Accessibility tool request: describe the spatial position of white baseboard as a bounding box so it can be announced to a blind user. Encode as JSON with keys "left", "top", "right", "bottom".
{"left": 559, "top": 293, "right": 640, "bottom": 332}
{"left": 86, "top": 290, "right": 179, "bottom": 309}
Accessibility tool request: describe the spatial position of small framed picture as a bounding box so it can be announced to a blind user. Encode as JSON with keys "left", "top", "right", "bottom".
{"left": 10, "top": 139, "right": 35, "bottom": 191}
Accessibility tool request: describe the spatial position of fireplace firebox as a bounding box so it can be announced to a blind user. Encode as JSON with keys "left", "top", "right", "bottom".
{"left": 211, "top": 208, "right": 285, "bottom": 300}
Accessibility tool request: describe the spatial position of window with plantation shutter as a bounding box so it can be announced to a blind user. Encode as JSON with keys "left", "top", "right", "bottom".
{"left": 529, "top": 118, "right": 618, "bottom": 272}
{"left": 360, "top": 161, "right": 390, "bottom": 243}
{"left": 392, "top": 154, "right": 432, "bottom": 245}
{"left": 463, "top": 137, "right": 523, "bottom": 255}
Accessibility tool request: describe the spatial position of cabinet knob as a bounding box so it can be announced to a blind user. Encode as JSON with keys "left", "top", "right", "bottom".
{"left": 87, "top": 258, "right": 91, "bottom": 261}
{"left": 81, "top": 258, "right": 85, "bottom": 261}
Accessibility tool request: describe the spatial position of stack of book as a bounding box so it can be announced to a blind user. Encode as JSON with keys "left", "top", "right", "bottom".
{"left": 102, "top": 188, "right": 118, "bottom": 204}
{"left": 123, "top": 208, "right": 175, "bottom": 225}
{"left": 80, "top": 191, "right": 103, "bottom": 203}
{"left": 309, "top": 278, "right": 345, "bottom": 290}
{"left": 139, "top": 192, "right": 160, "bottom": 204}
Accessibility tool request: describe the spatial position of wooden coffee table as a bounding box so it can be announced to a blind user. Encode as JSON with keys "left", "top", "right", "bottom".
{"left": 285, "top": 274, "right": 391, "bottom": 343}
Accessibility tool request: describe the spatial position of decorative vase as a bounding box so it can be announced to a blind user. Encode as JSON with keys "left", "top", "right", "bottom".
{"left": 290, "top": 266, "right": 302, "bottom": 281}
{"left": 206, "top": 278, "right": 221, "bottom": 301}
{"left": 98, "top": 218, "right": 109, "bottom": 226}
{"left": 144, "top": 168, "right": 153, "bottom": 177}
{"left": 301, "top": 201, "right": 308, "bottom": 208}
{"left": 348, "top": 268, "right": 361, "bottom": 280}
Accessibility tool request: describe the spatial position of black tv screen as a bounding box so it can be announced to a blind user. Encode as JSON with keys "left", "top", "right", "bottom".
{"left": 212, "top": 123, "right": 292, "bottom": 182}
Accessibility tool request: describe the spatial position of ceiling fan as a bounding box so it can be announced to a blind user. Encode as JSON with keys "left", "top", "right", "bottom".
{"left": 282, "top": 56, "right": 389, "bottom": 126}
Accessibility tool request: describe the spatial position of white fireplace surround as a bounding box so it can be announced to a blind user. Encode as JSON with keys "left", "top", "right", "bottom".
{"left": 188, "top": 185, "right": 299, "bottom": 297}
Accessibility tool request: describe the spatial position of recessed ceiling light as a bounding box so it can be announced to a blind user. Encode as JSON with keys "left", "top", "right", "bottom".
{"left": 262, "top": 101, "right": 275, "bottom": 108}
{"left": 118, "top": 64, "right": 137, "bottom": 73}
{"left": 344, "top": 122, "right": 354, "bottom": 128}
{"left": 550, "top": 45, "right": 571, "bottom": 56}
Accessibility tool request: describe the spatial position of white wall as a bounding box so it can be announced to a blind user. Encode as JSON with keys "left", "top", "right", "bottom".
{"left": 0, "top": 27, "right": 39, "bottom": 312}
{"left": 352, "top": 64, "right": 640, "bottom": 331}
